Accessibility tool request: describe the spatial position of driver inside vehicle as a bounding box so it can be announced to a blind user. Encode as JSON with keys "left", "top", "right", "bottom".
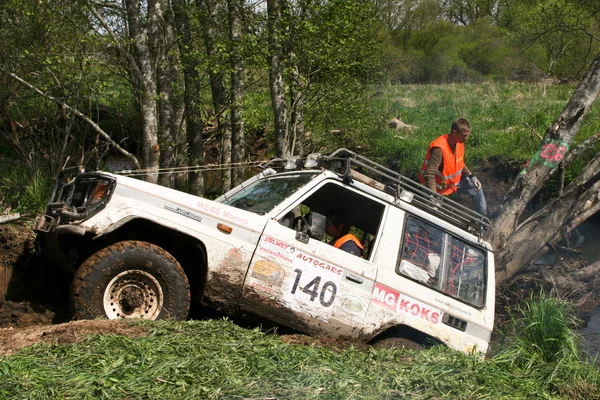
{"left": 324, "top": 208, "right": 363, "bottom": 257}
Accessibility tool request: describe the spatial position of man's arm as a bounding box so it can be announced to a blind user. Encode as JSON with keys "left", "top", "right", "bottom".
{"left": 423, "top": 147, "right": 442, "bottom": 192}
{"left": 461, "top": 164, "right": 471, "bottom": 177}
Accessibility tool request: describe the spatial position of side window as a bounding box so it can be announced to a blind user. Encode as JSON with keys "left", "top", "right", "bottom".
{"left": 277, "top": 182, "right": 384, "bottom": 260}
{"left": 397, "top": 216, "right": 486, "bottom": 307}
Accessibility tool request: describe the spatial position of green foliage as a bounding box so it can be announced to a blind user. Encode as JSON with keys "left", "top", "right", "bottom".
{"left": 0, "top": 161, "right": 53, "bottom": 214}
{"left": 1, "top": 318, "right": 598, "bottom": 399}
{"left": 508, "top": 0, "right": 600, "bottom": 79}
{"left": 387, "top": 19, "right": 523, "bottom": 83}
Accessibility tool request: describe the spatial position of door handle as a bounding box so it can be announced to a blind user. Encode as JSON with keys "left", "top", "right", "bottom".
{"left": 345, "top": 274, "right": 363, "bottom": 284}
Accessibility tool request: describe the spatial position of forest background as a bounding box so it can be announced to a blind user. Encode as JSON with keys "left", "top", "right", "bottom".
{"left": 2, "top": 0, "right": 600, "bottom": 285}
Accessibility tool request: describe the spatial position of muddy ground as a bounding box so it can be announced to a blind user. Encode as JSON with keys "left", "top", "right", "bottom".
{"left": 1, "top": 166, "right": 599, "bottom": 356}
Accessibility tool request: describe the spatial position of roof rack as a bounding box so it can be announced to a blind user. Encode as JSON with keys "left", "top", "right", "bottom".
{"left": 327, "top": 148, "right": 491, "bottom": 235}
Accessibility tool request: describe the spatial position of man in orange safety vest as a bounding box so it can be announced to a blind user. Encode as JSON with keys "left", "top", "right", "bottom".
{"left": 325, "top": 208, "right": 363, "bottom": 257}
{"left": 418, "top": 118, "right": 487, "bottom": 215}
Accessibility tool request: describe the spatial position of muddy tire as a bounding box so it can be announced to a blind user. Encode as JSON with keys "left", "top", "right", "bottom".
{"left": 373, "top": 337, "right": 424, "bottom": 351}
{"left": 71, "top": 241, "right": 190, "bottom": 321}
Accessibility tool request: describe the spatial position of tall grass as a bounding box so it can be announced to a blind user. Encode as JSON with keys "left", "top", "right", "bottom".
{"left": 0, "top": 161, "right": 53, "bottom": 214}
{"left": 493, "top": 292, "right": 600, "bottom": 395}
{"left": 495, "top": 291, "right": 582, "bottom": 368}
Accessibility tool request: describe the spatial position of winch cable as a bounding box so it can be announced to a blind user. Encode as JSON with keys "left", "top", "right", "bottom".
{"left": 114, "top": 160, "right": 266, "bottom": 177}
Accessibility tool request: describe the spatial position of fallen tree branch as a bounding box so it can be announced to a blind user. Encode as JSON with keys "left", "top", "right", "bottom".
{"left": 0, "top": 213, "right": 20, "bottom": 224}
{"left": 571, "top": 260, "right": 600, "bottom": 282}
{"left": 2, "top": 70, "right": 140, "bottom": 170}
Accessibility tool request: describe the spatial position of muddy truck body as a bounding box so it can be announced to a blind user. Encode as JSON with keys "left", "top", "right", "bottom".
{"left": 34, "top": 149, "right": 495, "bottom": 354}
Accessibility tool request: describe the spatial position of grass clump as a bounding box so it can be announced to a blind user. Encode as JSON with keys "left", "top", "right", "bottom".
{"left": 0, "top": 160, "right": 53, "bottom": 214}
{"left": 1, "top": 318, "right": 599, "bottom": 399}
{"left": 493, "top": 291, "right": 600, "bottom": 396}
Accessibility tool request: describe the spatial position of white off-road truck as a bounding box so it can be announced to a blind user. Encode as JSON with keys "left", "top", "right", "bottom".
{"left": 34, "top": 149, "right": 494, "bottom": 354}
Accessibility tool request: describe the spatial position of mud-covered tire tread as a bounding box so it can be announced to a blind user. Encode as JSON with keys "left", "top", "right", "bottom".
{"left": 71, "top": 240, "right": 190, "bottom": 321}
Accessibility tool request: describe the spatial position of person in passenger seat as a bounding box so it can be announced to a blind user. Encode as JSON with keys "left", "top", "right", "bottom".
{"left": 325, "top": 208, "right": 363, "bottom": 257}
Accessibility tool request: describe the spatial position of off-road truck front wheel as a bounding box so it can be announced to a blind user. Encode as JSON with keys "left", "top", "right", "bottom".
{"left": 71, "top": 240, "right": 190, "bottom": 320}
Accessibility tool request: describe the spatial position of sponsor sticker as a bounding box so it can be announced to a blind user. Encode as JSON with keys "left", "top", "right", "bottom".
{"left": 293, "top": 252, "right": 343, "bottom": 279}
{"left": 251, "top": 260, "right": 285, "bottom": 288}
{"left": 372, "top": 283, "right": 440, "bottom": 324}
{"left": 259, "top": 236, "right": 296, "bottom": 263}
{"left": 196, "top": 200, "right": 248, "bottom": 225}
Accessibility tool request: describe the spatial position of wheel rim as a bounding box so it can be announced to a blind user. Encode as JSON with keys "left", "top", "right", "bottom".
{"left": 103, "top": 270, "right": 164, "bottom": 319}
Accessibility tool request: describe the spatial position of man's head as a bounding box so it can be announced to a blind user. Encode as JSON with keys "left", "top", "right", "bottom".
{"left": 449, "top": 118, "right": 471, "bottom": 144}
{"left": 325, "top": 208, "right": 350, "bottom": 238}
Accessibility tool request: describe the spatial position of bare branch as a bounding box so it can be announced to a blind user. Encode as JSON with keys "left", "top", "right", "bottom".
{"left": 563, "top": 132, "right": 600, "bottom": 165}
{"left": 3, "top": 71, "right": 140, "bottom": 170}
{"left": 85, "top": 0, "right": 142, "bottom": 81}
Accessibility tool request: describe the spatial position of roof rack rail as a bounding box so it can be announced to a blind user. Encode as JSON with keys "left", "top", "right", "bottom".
{"left": 328, "top": 148, "right": 491, "bottom": 234}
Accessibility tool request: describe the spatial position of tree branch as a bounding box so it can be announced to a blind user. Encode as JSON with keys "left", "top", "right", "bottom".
{"left": 85, "top": 0, "right": 142, "bottom": 82}
{"left": 563, "top": 132, "right": 600, "bottom": 165}
{"left": 3, "top": 71, "right": 140, "bottom": 170}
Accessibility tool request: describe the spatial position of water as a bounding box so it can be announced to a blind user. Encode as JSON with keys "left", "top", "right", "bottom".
{"left": 575, "top": 214, "right": 600, "bottom": 366}
{"left": 582, "top": 312, "right": 600, "bottom": 365}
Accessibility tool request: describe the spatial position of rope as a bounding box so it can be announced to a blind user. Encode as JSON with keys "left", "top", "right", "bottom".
{"left": 115, "top": 160, "right": 266, "bottom": 177}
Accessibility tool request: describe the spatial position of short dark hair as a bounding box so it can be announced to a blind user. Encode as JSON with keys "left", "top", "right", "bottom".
{"left": 451, "top": 118, "right": 471, "bottom": 133}
{"left": 326, "top": 208, "right": 350, "bottom": 235}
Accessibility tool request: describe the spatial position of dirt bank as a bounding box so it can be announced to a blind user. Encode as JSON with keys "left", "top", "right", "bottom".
{"left": 0, "top": 319, "right": 150, "bottom": 357}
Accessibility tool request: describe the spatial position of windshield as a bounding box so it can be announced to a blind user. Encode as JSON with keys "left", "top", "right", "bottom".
{"left": 219, "top": 173, "right": 317, "bottom": 214}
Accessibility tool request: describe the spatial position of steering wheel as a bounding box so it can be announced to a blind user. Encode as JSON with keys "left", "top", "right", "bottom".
{"left": 292, "top": 215, "right": 309, "bottom": 232}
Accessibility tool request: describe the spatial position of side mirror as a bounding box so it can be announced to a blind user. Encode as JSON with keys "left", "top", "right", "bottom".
{"left": 307, "top": 211, "right": 325, "bottom": 240}
{"left": 294, "top": 211, "right": 326, "bottom": 244}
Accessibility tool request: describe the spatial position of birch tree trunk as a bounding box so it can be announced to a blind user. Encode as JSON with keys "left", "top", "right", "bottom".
{"left": 229, "top": 0, "right": 246, "bottom": 186}
{"left": 157, "top": 0, "right": 178, "bottom": 188}
{"left": 126, "top": 0, "right": 161, "bottom": 184}
{"left": 288, "top": 51, "right": 305, "bottom": 156}
{"left": 267, "top": 0, "right": 290, "bottom": 158}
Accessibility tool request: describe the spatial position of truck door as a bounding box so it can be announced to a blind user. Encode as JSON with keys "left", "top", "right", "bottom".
{"left": 242, "top": 181, "right": 385, "bottom": 337}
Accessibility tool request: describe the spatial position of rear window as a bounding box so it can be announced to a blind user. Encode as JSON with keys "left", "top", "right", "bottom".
{"left": 397, "top": 215, "right": 486, "bottom": 307}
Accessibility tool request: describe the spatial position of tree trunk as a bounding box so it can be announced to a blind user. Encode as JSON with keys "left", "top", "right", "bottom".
{"left": 172, "top": 0, "right": 205, "bottom": 196}
{"left": 288, "top": 51, "right": 305, "bottom": 156}
{"left": 490, "top": 52, "right": 600, "bottom": 251}
{"left": 157, "top": 0, "right": 178, "bottom": 188}
{"left": 495, "top": 175, "right": 600, "bottom": 283}
{"left": 267, "top": 0, "right": 290, "bottom": 158}
{"left": 198, "top": 0, "right": 231, "bottom": 192}
{"left": 125, "top": 0, "right": 161, "bottom": 183}
{"left": 228, "top": 0, "right": 245, "bottom": 186}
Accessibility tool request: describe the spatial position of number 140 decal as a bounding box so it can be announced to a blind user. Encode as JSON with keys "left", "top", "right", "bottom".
{"left": 290, "top": 269, "right": 337, "bottom": 307}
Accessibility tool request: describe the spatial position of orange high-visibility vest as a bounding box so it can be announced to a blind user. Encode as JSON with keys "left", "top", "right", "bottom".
{"left": 333, "top": 234, "right": 364, "bottom": 255}
{"left": 418, "top": 134, "right": 464, "bottom": 195}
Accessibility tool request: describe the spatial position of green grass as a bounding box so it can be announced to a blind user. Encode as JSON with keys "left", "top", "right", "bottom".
{"left": 363, "top": 82, "right": 600, "bottom": 179}
{"left": 1, "top": 316, "right": 598, "bottom": 399}
{"left": 0, "top": 160, "right": 53, "bottom": 214}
